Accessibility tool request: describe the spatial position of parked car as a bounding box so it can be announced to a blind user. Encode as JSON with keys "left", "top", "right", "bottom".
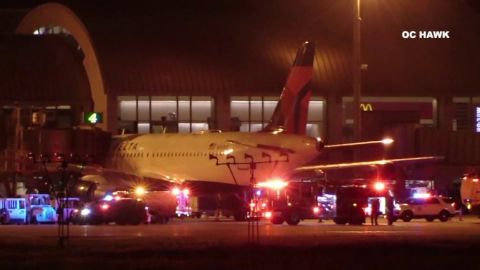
{"left": 399, "top": 196, "right": 456, "bottom": 222}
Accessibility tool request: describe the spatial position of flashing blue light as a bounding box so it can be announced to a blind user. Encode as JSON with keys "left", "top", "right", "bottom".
{"left": 104, "top": 194, "right": 113, "bottom": 201}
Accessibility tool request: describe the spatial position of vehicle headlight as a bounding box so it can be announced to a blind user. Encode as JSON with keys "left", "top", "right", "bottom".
{"left": 80, "top": 208, "right": 91, "bottom": 216}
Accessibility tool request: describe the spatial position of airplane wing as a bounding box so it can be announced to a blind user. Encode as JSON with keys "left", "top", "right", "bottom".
{"left": 295, "top": 156, "right": 444, "bottom": 172}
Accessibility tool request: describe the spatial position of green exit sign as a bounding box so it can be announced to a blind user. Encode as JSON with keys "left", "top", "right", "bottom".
{"left": 84, "top": 112, "right": 103, "bottom": 124}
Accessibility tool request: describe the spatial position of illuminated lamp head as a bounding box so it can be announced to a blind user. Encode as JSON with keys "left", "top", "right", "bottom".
{"left": 134, "top": 186, "right": 146, "bottom": 196}
{"left": 171, "top": 187, "right": 181, "bottom": 196}
{"left": 373, "top": 182, "right": 385, "bottom": 192}
{"left": 381, "top": 138, "right": 394, "bottom": 145}
{"left": 316, "top": 137, "right": 325, "bottom": 151}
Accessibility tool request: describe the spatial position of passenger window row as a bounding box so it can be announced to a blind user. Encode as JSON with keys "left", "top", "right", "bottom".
{"left": 114, "top": 151, "right": 225, "bottom": 159}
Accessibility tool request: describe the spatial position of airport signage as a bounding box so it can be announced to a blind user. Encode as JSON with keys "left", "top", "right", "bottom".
{"left": 84, "top": 112, "right": 103, "bottom": 125}
{"left": 476, "top": 106, "right": 480, "bottom": 133}
{"left": 360, "top": 103, "right": 373, "bottom": 111}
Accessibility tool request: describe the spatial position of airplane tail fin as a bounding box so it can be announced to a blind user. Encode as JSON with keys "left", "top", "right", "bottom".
{"left": 264, "top": 41, "right": 315, "bottom": 135}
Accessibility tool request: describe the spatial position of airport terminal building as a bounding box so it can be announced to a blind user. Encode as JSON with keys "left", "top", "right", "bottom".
{"left": 0, "top": 0, "right": 479, "bottom": 190}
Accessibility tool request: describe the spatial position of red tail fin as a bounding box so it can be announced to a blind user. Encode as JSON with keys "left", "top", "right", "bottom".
{"left": 264, "top": 41, "right": 315, "bottom": 135}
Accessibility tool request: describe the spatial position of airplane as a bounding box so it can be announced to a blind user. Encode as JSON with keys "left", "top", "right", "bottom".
{"left": 75, "top": 41, "right": 441, "bottom": 221}
{"left": 83, "top": 41, "right": 320, "bottom": 192}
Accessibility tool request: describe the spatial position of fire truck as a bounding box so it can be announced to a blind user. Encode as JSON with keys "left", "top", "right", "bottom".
{"left": 332, "top": 182, "right": 396, "bottom": 225}
{"left": 249, "top": 178, "right": 322, "bottom": 225}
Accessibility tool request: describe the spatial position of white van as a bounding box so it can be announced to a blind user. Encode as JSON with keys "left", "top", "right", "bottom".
{"left": 0, "top": 198, "right": 27, "bottom": 224}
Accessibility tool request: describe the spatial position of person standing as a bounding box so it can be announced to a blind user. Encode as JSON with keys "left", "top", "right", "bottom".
{"left": 386, "top": 191, "right": 395, "bottom": 225}
{"left": 371, "top": 198, "right": 380, "bottom": 226}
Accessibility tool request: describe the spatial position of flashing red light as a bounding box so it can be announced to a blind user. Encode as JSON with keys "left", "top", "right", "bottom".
{"left": 374, "top": 182, "right": 385, "bottom": 192}
{"left": 313, "top": 207, "right": 320, "bottom": 214}
{"left": 101, "top": 204, "right": 109, "bottom": 211}
{"left": 264, "top": 211, "right": 273, "bottom": 219}
{"left": 256, "top": 178, "right": 288, "bottom": 190}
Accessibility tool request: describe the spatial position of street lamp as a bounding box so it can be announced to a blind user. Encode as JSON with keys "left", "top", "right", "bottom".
{"left": 353, "top": 0, "right": 362, "bottom": 140}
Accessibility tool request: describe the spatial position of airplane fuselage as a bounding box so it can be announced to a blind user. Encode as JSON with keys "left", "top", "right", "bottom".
{"left": 104, "top": 131, "right": 320, "bottom": 187}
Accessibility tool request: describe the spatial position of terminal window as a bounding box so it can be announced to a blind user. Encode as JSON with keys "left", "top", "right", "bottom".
{"left": 230, "top": 96, "right": 326, "bottom": 138}
{"left": 118, "top": 96, "right": 213, "bottom": 134}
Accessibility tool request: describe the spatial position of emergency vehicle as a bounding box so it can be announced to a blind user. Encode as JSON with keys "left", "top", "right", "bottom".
{"left": 399, "top": 195, "right": 456, "bottom": 222}
{"left": 249, "top": 178, "right": 322, "bottom": 225}
{"left": 77, "top": 188, "right": 176, "bottom": 225}
{"left": 333, "top": 182, "right": 396, "bottom": 225}
{"left": 460, "top": 174, "right": 480, "bottom": 214}
{"left": 76, "top": 196, "right": 148, "bottom": 225}
{"left": 171, "top": 187, "right": 192, "bottom": 217}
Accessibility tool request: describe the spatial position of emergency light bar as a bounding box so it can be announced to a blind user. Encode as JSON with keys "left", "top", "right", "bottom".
{"left": 256, "top": 179, "right": 288, "bottom": 190}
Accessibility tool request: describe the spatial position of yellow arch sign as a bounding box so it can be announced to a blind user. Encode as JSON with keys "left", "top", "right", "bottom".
{"left": 360, "top": 103, "right": 373, "bottom": 111}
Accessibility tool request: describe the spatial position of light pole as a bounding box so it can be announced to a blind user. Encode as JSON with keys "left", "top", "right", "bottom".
{"left": 353, "top": 0, "right": 362, "bottom": 140}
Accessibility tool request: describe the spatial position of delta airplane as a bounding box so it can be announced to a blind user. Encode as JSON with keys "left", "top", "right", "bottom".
{"left": 80, "top": 41, "right": 441, "bottom": 200}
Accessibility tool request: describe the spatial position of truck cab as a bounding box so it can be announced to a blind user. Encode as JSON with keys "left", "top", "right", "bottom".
{"left": 251, "top": 178, "right": 322, "bottom": 225}
{"left": 333, "top": 186, "right": 369, "bottom": 225}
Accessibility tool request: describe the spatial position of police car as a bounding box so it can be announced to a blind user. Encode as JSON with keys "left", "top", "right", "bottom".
{"left": 77, "top": 196, "right": 148, "bottom": 225}
{"left": 399, "top": 195, "right": 456, "bottom": 222}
